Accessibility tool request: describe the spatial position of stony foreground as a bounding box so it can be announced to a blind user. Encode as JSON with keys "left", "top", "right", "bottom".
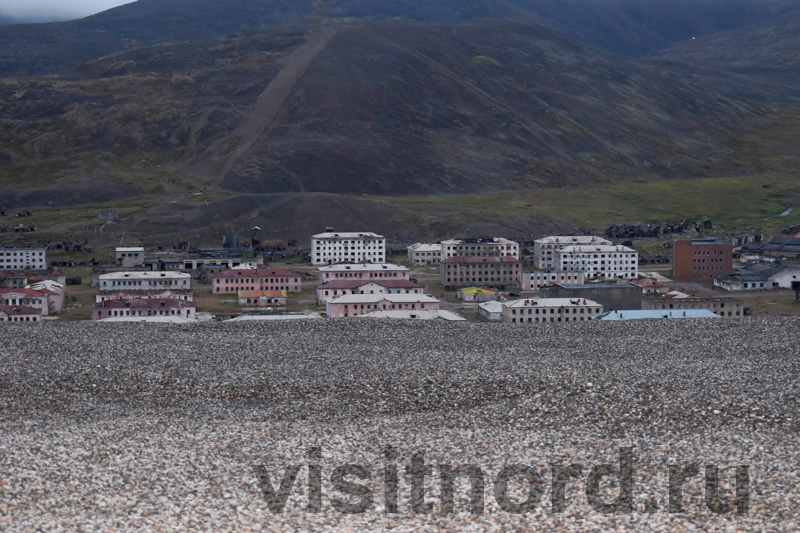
{"left": 1, "top": 318, "right": 799, "bottom": 531}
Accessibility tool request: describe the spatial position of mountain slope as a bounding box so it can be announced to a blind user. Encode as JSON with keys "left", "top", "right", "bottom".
{"left": 0, "top": 20, "right": 766, "bottom": 206}
{"left": 0, "top": 0, "right": 795, "bottom": 76}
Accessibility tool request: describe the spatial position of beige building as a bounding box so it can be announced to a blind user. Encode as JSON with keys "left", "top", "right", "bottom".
{"left": 533, "top": 236, "right": 611, "bottom": 270}
{"left": 441, "top": 238, "right": 519, "bottom": 261}
{"left": 319, "top": 263, "right": 410, "bottom": 283}
{"left": 521, "top": 271, "right": 585, "bottom": 291}
{"left": 502, "top": 298, "right": 603, "bottom": 324}
{"left": 99, "top": 272, "right": 191, "bottom": 291}
{"left": 441, "top": 256, "right": 520, "bottom": 288}
{"left": 407, "top": 243, "right": 443, "bottom": 265}
{"left": 115, "top": 247, "right": 145, "bottom": 267}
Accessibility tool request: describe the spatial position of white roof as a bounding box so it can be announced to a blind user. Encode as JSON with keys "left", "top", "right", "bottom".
{"left": 99, "top": 316, "right": 196, "bottom": 323}
{"left": 225, "top": 313, "right": 322, "bottom": 322}
{"left": 593, "top": 310, "right": 720, "bottom": 320}
{"left": 441, "top": 237, "right": 516, "bottom": 245}
{"left": 116, "top": 247, "right": 144, "bottom": 252}
{"left": 558, "top": 245, "right": 636, "bottom": 253}
{"left": 665, "top": 290, "right": 691, "bottom": 299}
{"left": 408, "top": 243, "right": 442, "bottom": 252}
{"left": 359, "top": 310, "right": 466, "bottom": 321}
{"left": 26, "top": 280, "right": 65, "bottom": 293}
{"left": 328, "top": 294, "right": 439, "bottom": 305}
{"left": 313, "top": 232, "right": 384, "bottom": 239}
{"left": 504, "top": 298, "right": 602, "bottom": 308}
{"left": 99, "top": 271, "right": 190, "bottom": 280}
{"left": 535, "top": 236, "right": 612, "bottom": 245}
{"left": 479, "top": 301, "right": 504, "bottom": 313}
{"left": 319, "top": 263, "right": 408, "bottom": 272}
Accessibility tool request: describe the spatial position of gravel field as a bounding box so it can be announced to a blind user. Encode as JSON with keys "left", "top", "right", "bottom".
{"left": 1, "top": 318, "right": 799, "bottom": 531}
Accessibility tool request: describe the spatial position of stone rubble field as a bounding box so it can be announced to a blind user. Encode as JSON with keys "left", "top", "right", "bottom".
{"left": 0, "top": 318, "right": 799, "bottom": 531}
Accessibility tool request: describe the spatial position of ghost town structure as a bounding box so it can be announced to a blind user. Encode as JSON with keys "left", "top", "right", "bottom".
{"left": 311, "top": 232, "right": 386, "bottom": 265}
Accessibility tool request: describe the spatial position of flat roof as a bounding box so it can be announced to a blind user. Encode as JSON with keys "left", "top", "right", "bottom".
{"left": 593, "top": 310, "right": 720, "bottom": 320}
{"left": 116, "top": 247, "right": 144, "bottom": 252}
{"left": 558, "top": 245, "right": 636, "bottom": 253}
{"left": 535, "top": 235, "right": 611, "bottom": 245}
{"left": 504, "top": 298, "right": 602, "bottom": 308}
{"left": 99, "top": 272, "right": 190, "bottom": 279}
{"left": 313, "top": 232, "right": 384, "bottom": 239}
{"left": 319, "top": 263, "right": 408, "bottom": 272}
{"left": 225, "top": 313, "right": 322, "bottom": 322}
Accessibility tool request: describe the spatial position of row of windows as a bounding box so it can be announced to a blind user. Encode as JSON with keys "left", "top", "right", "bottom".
{"left": 1, "top": 315, "right": 38, "bottom": 322}
{"left": 218, "top": 278, "right": 297, "bottom": 284}
{"left": 510, "top": 307, "right": 600, "bottom": 315}
{"left": 216, "top": 286, "right": 295, "bottom": 292}
{"left": 510, "top": 316, "right": 591, "bottom": 323}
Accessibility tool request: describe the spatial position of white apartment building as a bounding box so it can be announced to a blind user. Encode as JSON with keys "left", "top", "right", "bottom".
{"left": 98, "top": 271, "right": 192, "bottom": 291}
{"left": 441, "top": 238, "right": 519, "bottom": 261}
{"left": 318, "top": 263, "right": 410, "bottom": 283}
{"left": 407, "top": 243, "right": 442, "bottom": 265}
{"left": 502, "top": 298, "right": 603, "bottom": 324}
{"left": 0, "top": 248, "right": 47, "bottom": 270}
{"left": 533, "top": 236, "right": 611, "bottom": 270}
{"left": 521, "top": 271, "right": 585, "bottom": 291}
{"left": 555, "top": 245, "right": 639, "bottom": 280}
{"left": 311, "top": 232, "right": 386, "bottom": 265}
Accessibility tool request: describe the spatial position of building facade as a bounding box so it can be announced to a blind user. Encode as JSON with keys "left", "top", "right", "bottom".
{"left": 0, "top": 288, "right": 50, "bottom": 316}
{"left": 327, "top": 294, "right": 440, "bottom": 318}
{"left": 212, "top": 268, "right": 301, "bottom": 294}
{"left": 674, "top": 239, "right": 733, "bottom": 281}
{"left": 311, "top": 232, "right": 386, "bottom": 265}
{"left": 0, "top": 305, "right": 41, "bottom": 322}
{"left": 316, "top": 279, "right": 423, "bottom": 305}
{"left": 714, "top": 263, "right": 800, "bottom": 291}
{"left": 318, "top": 263, "right": 410, "bottom": 283}
{"left": 93, "top": 298, "right": 197, "bottom": 320}
{"left": 238, "top": 290, "right": 287, "bottom": 308}
{"left": 0, "top": 248, "right": 47, "bottom": 270}
{"left": 96, "top": 289, "right": 194, "bottom": 303}
{"left": 441, "top": 238, "right": 520, "bottom": 261}
{"left": 642, "top": 296, "right": 744, "bottom": 317}
{"left": 521, "top": 271, "right": 585, "bottom": 291}
{"left": 99, "top": 272, "right": 192, "bottom": 291}
{"left": 541, "top": 283, "right": 643, "bottom": 312}
{"left": 441, "top": 257, "right": 520, "bottom": 288}
{"left": 115, "top": 247, "right": 145, "bottom": 267}
{"left": 533, "top": 236, "right": 611, "bottom": 270}
{"left": 502, "top": 298, "right": 603, "bottom": 324}
{"left": 407, "top": 243, "right": 443, "bottom": 265}
{"left": 555, "top": 245, "right": 638, "bottom": 280}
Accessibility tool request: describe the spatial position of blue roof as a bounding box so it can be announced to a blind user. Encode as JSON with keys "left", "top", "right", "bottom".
{"left": 592, "top": 309, "right": 721, "bottom": 321}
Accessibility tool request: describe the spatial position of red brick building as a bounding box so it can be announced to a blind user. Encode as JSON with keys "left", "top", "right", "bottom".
{"left": 212, "top": 268, "right": 302, "bottom": 294}
{"left": 673, "top": 239, "right": 733, "bottom": 281}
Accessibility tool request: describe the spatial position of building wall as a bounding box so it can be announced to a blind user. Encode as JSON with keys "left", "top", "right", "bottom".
{"left": 312, "top": 235, "right": 386, "bottom": 265}
{"left": 441, "top": 239, "right": 519, "bottom": 261}
{"left": 100, "top": 274, "right": 191, "bottom": 291}
{"left": 93, "top": 302, "right": 196, "bottom": 320}
{"left": 441, "top": 260, "right": 520, "bottom": 288}
{"left": 674, "top": 241, "right": 733, "bottom": 281}
{"left": 316, "top": 283, "right": 422, "bottom": 305}
{"left": 533, "top": 237, "right": 611, "bottom": 270}
{"left": 212, "top": 272, "right": 301, "bottom": 294}
{"left": 0, "top": 292, "right": 49, "bottom": 316}
{"left": 327, "top": 299, "right": 439, "bottom": 318}
{"left": 408, "top": 244, "right": 442, "bottom": 265}
{"left": 642, "top": 297, "right": 743, "bottom": 317}
{"left": 541, "top": 285, "right": 643, "bottom": 312}
{"left": 555, "top": 247, "right": 638, "bottom": 280}
{"left": 0, "top": 311, "right": 40, "bottom": 322}
{"left": 502, "top": 303, "right": 603, "bottom": 323}
{"left": 320, "top": 268, "right": 410, "bottom": 283}
{"left": 116, "top": 249, "right": 144, "bottom": 267}
{"left": 0, "top": 249, "right": 47, "bottom": 270}
{"left": 521, "top": 271, "right": 585, "bottom": 291}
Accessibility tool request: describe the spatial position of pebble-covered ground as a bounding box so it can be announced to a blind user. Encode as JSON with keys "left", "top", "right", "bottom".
{"left": 1, "top": 318, "right": 799, "bottom": 531}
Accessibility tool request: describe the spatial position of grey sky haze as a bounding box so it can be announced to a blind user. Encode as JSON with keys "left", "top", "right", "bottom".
{"left": 0, "top": 0, "right": 134, "bottom": 22}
